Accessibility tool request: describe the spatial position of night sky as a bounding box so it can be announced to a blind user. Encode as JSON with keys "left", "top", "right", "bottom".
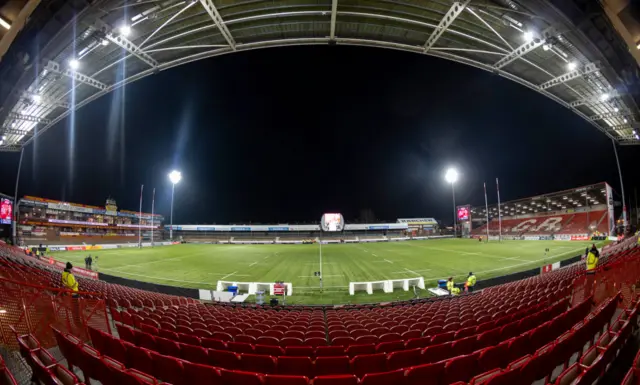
{"left": 0, "top": 46, "right": 639, "bottom": 225}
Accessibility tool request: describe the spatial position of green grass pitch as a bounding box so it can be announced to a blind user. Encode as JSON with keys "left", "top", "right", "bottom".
{"left": 51, "top": 239, "right": 596, "bottom": 305}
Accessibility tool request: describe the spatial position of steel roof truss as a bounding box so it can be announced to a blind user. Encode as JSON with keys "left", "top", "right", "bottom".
{"left": 539, "top": 62, "right": 600, "bottom": 90}
{"left": 589, "top": 110, "right": 635, "bottom": 121}
{"left": 424, "top": 0, "right": 471, "bottom": 53}
{"left": 7, "top": 112, "right": 51, "bottom": 124}
{"left": 199, "top": 0, "right": 236, "bottom": 50}
{"left": 22, "top": 92, "right": 70, "bottom": 109}
{"left": 107, "top": 33, "right": 159, "bottom": 68}
{"left": 44, "top": 61, "right": 107, "bottom": 91}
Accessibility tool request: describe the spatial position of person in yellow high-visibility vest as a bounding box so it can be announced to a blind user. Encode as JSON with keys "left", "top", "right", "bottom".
{"left": 446, "top": 277, "right": 454, "bottom": 294}
{"left": 61, "top": 262, "right": 79, "bottom": 296}
{"left": 586, "top": 248, "right": 599, "bottom": 274}
{"left": 61, "top": 262, "right": 81, "bottom": 326}
{"left": 466, "top": 272, "right": 477, "bottom": 293}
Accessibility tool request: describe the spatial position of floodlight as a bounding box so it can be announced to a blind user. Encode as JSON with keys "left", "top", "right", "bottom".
{"left": 32, "top": 94, "right": 42, "bottom": 103}
{"left": 0, "top": 17, "right": 10, "bottom": 30}
{"left": 169, "top": 170, "right": 182, "bottom": 185}
{"left": 119, "top": 25, "right": 131, "bottom": 37}
{"left": 444, "top": 168, "right": 458, "bottom": 184}
{"left": 599, "top": 93, "right": 610, "bottom": 102}
{"left": 101, "top": 39, "right": 109, "bottom": 46}
{"left": 637, "top": 43, "right": 640, "bottom": 50}
{"left": 624, "top": 118, "right": 628, "bottom": 123}
{"left": 69, "top": 59, "right": 80, "bottom": 70}
{"left": 523, "top": 30, "right": 534, "bottom": 42}
{"left": 567, "top": 62, "right": 577, "bottom": 71}
{"left": 0, "top": 309, "right": 6, "bottom": 314}
{"left": 0, "top": 140, "right": 3, "bottom": 145}
{"left": 614, "top": 107, "right": 619, "bottom": 112}
{"left": 542, "top": 44, "right": 550, "bottom": 51}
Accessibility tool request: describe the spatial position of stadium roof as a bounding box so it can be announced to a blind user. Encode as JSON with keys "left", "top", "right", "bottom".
{"left": 470, "top": 182, "right": 609, "bottom": 218}
{"left": 1, "top": 0, "right": 640, "bottom": 152}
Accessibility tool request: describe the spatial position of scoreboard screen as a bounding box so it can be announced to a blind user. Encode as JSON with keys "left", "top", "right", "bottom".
{"left": 456, "top": 206, "right": 470, "bottom": 222}
{"left": 321, "top": 213, "right": 344, "bottom": 232}
{"left": 0, "top": 198, "right": 11, "bottom": 225}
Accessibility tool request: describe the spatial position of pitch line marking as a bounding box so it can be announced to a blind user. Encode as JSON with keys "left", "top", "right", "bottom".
{"left": 298, "top": 275, "right": 343, "bottom": 278}
{"left": 420, "top": 246, "right": 588, "bottom": 281}
{"left": 404, "top": 268, "right": 422, "bottom": 276}
{"left": 219, "top": 271, "right": 238, "bottom": 280}
{"left": 372, "top": 253, "right": 379, "bottom": 257}
{"left": 384, "top": 259, "right": 394, "bottom": 264}
{"left": 249, "top": 262, "right": 258, "bottom": 267}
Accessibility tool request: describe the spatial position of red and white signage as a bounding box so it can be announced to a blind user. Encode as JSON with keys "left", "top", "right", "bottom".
{"left": 273, "top": 283, "right": 286, "bottom": 295}
{"left": 570, "top": 235, "right": 590, "bottom": 241}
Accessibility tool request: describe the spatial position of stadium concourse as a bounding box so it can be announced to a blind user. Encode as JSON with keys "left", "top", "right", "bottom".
{"left": 0, "top": 235, "right": 639, "bottom": 385}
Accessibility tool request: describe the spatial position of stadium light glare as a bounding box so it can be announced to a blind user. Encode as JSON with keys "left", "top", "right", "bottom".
{"left": 523, "top": 30, "right": 534, "bottom": 42}
{"left": 119, "top": 25, "right": 132, "bottom": 37}
{"left": 169, "top": 170, "right": 182, "bottom": 185}
{"left": 32, "top": 94, "right": 42, "bottom": 103}
{"left": 168, "top": 170, "right": 182, "bottom": 241}
{"left": 444, "top": 168, "right": 458, "bottom": 184}
{"left": 444, "top": 167, "right": 459, "bottom": 238}
{"left": 101, "top": 39, "right": 109, "bottom": 46}
{"left": 599, "top": 93, "right": 610, "bottom": 102}
{"left": 69, "top": 59, "right": 80, "bottom": 70}
{"left": 614, "top": 107, "right": 619, "bottom": 112}
{"left": 567, "top": 61, "right": 577, "bottom": 71}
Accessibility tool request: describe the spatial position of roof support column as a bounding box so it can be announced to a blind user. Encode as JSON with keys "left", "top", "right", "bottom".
{"left": 330, "top": 0, "right": 338, "bottom": 40}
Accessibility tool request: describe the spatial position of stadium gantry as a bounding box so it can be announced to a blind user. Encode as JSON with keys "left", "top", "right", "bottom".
{"left": 1, "top": 0, "right": 640, "bottom": 154}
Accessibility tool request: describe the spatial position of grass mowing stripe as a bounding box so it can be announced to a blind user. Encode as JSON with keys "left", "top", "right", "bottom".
{"left": 51, "top": 239, "right": 597, "bottom": 305}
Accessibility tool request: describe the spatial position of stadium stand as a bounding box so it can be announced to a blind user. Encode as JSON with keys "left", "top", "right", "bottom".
{"left": 0, "top": 236, "right": 638, "bottom": 385}
{"left": 472, "top": 210, "right": 608, "bottom": 237}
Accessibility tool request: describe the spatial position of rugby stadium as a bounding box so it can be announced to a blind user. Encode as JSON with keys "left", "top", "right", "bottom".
{"left": 0, "top": 1, "right": 639, "bottom": 385}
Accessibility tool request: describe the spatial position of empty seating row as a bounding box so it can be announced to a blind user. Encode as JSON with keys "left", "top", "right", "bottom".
{"left": 14, "top": 327, "right": 84, "bottom": 385}
{"left": 59, "top": 294, "right": 634, "bottom": 385}
{"left": 99, "top": 296, "right": 593, "bottom": 381}
{"left": 0, "top": 353, "right": 18, "bottom": 385}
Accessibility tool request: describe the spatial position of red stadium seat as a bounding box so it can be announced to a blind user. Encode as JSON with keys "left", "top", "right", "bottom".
{"left": 264, "top": 374, "right": 310, "bottom": 385}
{"left": 443, "top": 354, "right": 478, "bottom": 385}
{"left": 183, "top": 361, "right": 221, "bottom": 385}
{"left": 312, "top": 375, "right": 359, "bottom": 385}
{"left": 151, "top": 352, "right": 185, "bottom": 385}
{"left": 255, "top": 344, "right": 285, "bottom": 357}
{"left": 202, "top": 337, "right": 227, "bottom": 350}
{"left": 351, "top": 353, "right": 387, "bottom": 378}
{"left": 387, "top": 348, "right": 422, "bottom": 370}
{"left": 208, "top": 349, "right": 240, "bottom": 370}
{"left": 180, "top": 343, "right": 209, "bottom": 365}
{"left": 376, "top": 341, "right": 405, "bottom": 354}
{"left": 277, "top": 356, "right": 314, "bottom": 377}
{"left": 405, "top": 361, "right": 445, "bottom": 385}
{"left": 220, "top": 369, "right": 263, "bottom": 385}
{"left": 315, "top": 356, "right": 351, "bottom": 376}
{"left": 285, "top": 346, "right": 314, "bottom": 357}
{"left": 241, "top": 353, "right": 277, "bottom": 374}
{"left": 360, "top": 369, "right": 405, "bottom": 385}
{"left": 315, "top": 346, "right": 346, "bottom": 357}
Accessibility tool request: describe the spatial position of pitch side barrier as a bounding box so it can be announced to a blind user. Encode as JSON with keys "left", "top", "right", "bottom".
{"left": 193, "top": 235, "right": 454, "bottom": 245}
{"left": 25, "top": 241, "right": 179, "bottom": 251}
